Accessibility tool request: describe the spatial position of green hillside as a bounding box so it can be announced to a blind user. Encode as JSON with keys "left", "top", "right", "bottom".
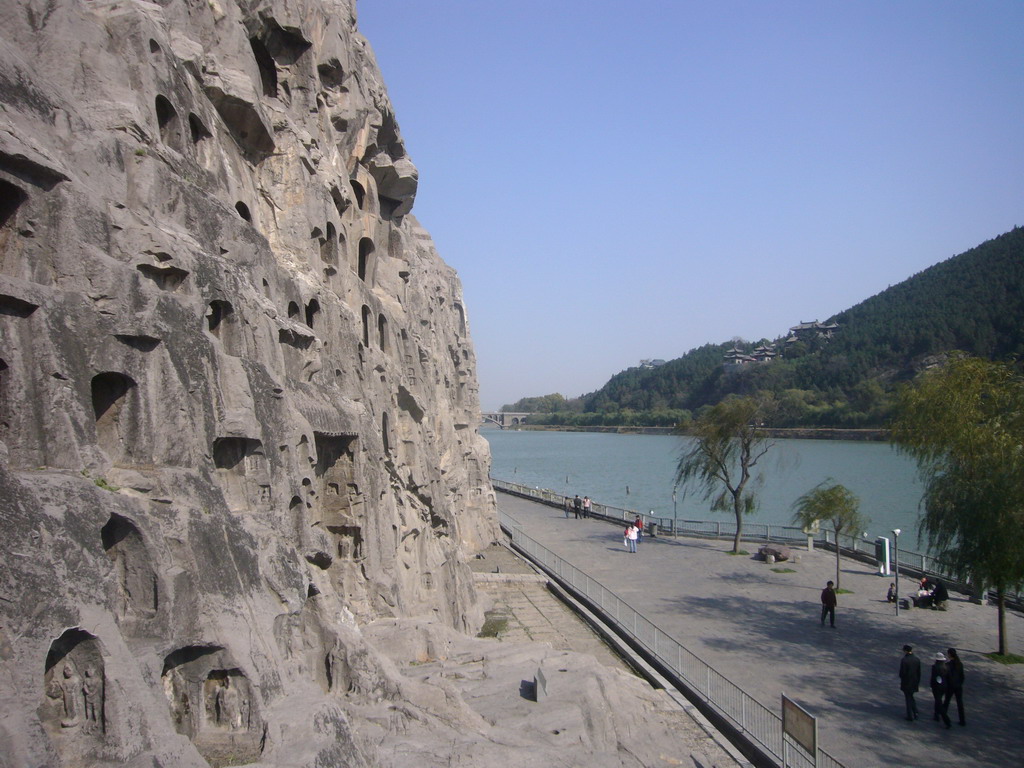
{"left": 509, "top": 226, "right": 1024, "bottom": 428}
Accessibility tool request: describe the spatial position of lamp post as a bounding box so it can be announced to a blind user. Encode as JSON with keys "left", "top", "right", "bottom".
{"left": 892, "top": 528, "right": 901, "bottom": 616}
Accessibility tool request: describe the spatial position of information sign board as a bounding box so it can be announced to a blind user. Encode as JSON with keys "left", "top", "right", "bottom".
{"left": 782, "top": 694, "right": 817, "bottom": 759}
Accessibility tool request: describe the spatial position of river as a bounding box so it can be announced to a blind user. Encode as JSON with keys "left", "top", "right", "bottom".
{"left": 483, "top": 427, "right": 928, "bottom": 549}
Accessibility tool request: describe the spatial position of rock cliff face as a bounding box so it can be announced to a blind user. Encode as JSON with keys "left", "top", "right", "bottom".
{"left": 0, "top": 1, "right": 498, "bottom": 765}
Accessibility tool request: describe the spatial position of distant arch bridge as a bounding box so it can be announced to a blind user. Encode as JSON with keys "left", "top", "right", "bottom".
{"left": 480, "top": 411, "right": 531, "bottom": 429}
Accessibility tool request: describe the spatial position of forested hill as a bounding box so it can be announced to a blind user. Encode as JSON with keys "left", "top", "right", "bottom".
{"left": 515, "top": 226, "right": 1024, "bottom": 428}
{"left": 830, "top": 226, "right": 1024, "bottom": 362}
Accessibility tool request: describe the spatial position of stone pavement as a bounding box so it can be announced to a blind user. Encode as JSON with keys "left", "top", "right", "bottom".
{"left": 498, "top": 492, "right": 1024, "bottom": 768}
{"left": 469, "top": 542, "right": 628, "bottom": 669}
{"left": 468, "top": 540, "right": 749, "bottom": 767}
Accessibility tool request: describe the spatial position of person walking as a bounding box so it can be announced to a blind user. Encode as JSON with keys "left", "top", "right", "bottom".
{"left": 930, "top": 652, "right": 952, "bottom": 728}
{"left": 899, "top": 645, "right": 921, "bottom": 721}
{"left": 634, "top": 516, "right": 644, "bottom": 545}
{"left": 820, "top": 580, "right": 837, "bottom": 627}
{"left": 582, "top": 496, "right": 592, "bottom": 518}
{"left": 564, "top": 497, "right": 572, "bottom": 519}
{"left": 573, "top": 495, "right": 582, "bottom": 519}
{"left": 944, "top": 648, "right": 966, "bottom": 726}
{"left": 626, "top": 524, "right": 638, "bottom": 553}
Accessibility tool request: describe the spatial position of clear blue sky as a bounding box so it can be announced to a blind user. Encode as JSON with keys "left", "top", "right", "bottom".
{"left": 357, "top": 1, "right": 1024, "bottom": 411}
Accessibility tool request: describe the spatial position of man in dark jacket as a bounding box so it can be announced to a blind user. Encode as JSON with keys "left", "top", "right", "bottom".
{"left": 944, "top": 647, "right": 966, "bottom": 725}
{"left": 899, "top": 644, "right": 922, "bottom": 721}
{"left": 820, "top": 581, "right": 837, "bottom": 627}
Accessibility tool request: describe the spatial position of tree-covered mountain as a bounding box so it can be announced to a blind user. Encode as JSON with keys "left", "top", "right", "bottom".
{"left": 507, "top": 226, "right": 1024, "bottom": 428}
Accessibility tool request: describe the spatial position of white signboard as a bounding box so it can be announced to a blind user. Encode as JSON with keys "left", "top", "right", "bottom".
{"left": 782, "top": 694, "right": 817, "bottom": 761}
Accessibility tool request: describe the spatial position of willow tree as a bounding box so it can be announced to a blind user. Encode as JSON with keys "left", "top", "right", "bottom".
{"left": 791, "top": 481, "right": 866, "bottom": 589}
{"left": 675, "top": 395, "right": 775, "bottom": 553}
{"left": 890, "top": 355, "right": 1024, "bottom": 656}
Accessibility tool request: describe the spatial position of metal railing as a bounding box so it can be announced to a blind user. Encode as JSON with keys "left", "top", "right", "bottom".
{"left": 499, "top": 509, "right": 844, "bottom": 768}
{"left": 492, "top": 478, "right": 1023, "bottom": 607}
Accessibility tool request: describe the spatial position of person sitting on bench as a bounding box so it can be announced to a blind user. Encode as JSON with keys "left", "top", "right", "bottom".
{"left": 914, "top": 577, "right": 934, "bottom": 608}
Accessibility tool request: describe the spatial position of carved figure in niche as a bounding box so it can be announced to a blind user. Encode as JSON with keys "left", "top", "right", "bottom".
{"left": 58, "top": 663, "right": 83, "bottom": 727}
{"left": 239, "top": 693, "right": 250, "bottom": 731}
{"left": 211, "top": 675, "right": 246, "bottom": 730}
{"left": 325, "top": 641, "right": 351, "bottom": 694}
{"left": 43, "top": 628, "right": 106, "bottom": 740}
{"left": 82, "top": 667, "right": 103, "bottom": 734}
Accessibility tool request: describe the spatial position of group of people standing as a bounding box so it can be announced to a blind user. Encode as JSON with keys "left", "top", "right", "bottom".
{"left": 564, "top": 494, "right": 592, "bottom": 519}
{"left": 899, "top": 645, "right": 966, "bottom": 728}
{"left": 623, "top": 517, "right": 644, "bottom": 552}
{"left": 561, "top": 496, "right": 648, "bottom": 555}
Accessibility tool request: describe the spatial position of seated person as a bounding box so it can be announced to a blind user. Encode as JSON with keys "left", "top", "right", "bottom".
{"left": 886, "top": 583, "right": 897, "bottom": 603}
{"left": 914, "top": 577, "right": 934, "bottom": 608}
{"left": 930, "top": 578, "right": 949, "bottom": 610}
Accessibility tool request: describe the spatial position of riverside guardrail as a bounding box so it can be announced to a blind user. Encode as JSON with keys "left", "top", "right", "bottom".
{"left": 498, "top": 509, "right": 845, "bottom": 768}
{"left": 492, "top": 478, "right": 1022, "bottom": 608}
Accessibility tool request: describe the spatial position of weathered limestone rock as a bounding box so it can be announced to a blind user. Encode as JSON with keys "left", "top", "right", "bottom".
{"left": 0, "top": 1, "right": 498, "bottom": 765}
{"left": 0, "top": 3, "right": 737, "bottom": 767}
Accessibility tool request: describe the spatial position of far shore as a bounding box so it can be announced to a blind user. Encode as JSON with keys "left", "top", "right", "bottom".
{"left": 492, "top": 424, "right": 889, "bottom": 441}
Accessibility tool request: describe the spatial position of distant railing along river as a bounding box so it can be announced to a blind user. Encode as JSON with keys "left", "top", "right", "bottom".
{"left": 492, "top": 478, "right": 1022, "bottom": 608}
{"left": 484, "top": 428, "right": 925, "bottom": 550}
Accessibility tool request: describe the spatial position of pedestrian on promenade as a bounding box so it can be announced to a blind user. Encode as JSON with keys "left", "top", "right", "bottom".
{"left": 886, "top": 582, "right": 897, "bottom": 603}
{"left": 899, "top": 644, "right": 921, "bottom": 721}
{"left": 944, "top": 648, "right": 966, "bottom": 726}
{"left": 564, "top": 497, "right": 572, "bottom": 518}
{"left": 583, "top": 496, "right": 592, "bottom": 518}
{"left": 626, "top": 524, "right": 638, "bottom": 553}
{"left": 634, "top": 516, "right": 644, "bottom": 545}
{"left": 573, "top": 495, "right": 582, "bottom": 519}
{"left": 930, "top": 652, "right": 952, "bottom": 728}
{"left": 820, "top": 580, "right": 837, "bottom": 627}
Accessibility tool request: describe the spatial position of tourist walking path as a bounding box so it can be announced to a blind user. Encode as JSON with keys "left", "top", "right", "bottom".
{"left": 498, "top": 493, "right": 1024, "bottom": 768}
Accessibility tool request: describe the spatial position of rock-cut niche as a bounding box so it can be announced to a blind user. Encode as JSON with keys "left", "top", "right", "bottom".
{"left": 207, "top": 300, "right": 242, "bottom": 356}
{"left": 101, "top": 513, "right": 158, "bottom": 622}
{"left": 357, "top": 238, "right": 373, "bottom": 282}
{"left": 377, "top": 313, "right": 389, "bottom": 352}
{"left": 350, "top": 179, "right": 366, "bottom": 211}
{"left": 313, "top": 432, "right": 362, "bottom": 560}
{"left": 360, "top": 305, "right": 371, "bottom": 348}
{"left": 42, "top": 629, "right": 106, "bottom": 749}
{"left": 213, "top": 437, "right": 268, "bottom": 511}
{"left": 1, "top": 178, "right": 28, "bottom": 234}
{"left": 91, "top": 372, "right": 140, "bottom": 465}
{"left": 162, "top": 646, "right": 262, "bottom": 765}
{"left": 0, "top": 178, "right": 28, "bottom": 257}
{"left": 155, "top": 95, "right": 183, "bottom": 152}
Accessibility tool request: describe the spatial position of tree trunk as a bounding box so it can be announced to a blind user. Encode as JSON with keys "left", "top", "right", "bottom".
{"left": 732, "top": 491, "right": 743, "bottom": 553}
{"left": 997, "top": 588, "right": 1007, "bottom": 655}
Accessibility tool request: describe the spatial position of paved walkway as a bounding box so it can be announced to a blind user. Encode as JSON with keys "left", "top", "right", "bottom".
{"left": 467, "top": 541, "right": 747, "bottom": 767}
{"left": 469, "top": 542, "right": 627, "bottom": 669}
{"left": 498, "top": 493, "right": 1024, "bottom": 768}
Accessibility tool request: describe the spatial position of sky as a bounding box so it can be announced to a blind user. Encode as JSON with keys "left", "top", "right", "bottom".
{"left": 357, "top": 1, "right": 1024, "bottom": 411}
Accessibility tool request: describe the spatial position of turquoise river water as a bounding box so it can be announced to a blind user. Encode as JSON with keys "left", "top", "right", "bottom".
{"left": 483, "top": 427, "right": 928, "bottom": 548}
